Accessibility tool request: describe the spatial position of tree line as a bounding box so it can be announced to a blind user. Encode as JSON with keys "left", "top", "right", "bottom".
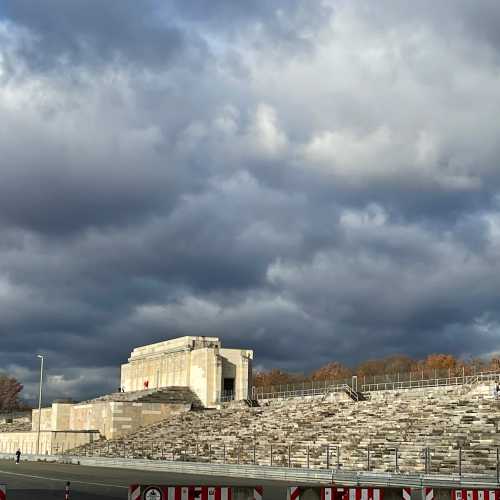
{"left": 253, "top": 353, "right": 500, "bottom": 387}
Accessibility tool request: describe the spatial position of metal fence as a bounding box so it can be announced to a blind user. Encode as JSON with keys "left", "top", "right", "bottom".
{"left": 249, "top": 370, "right": 500, "bottom": 401}
{"left": 6, "top": 453, "right": 500, "bottom": 489}
{"left": 61, "top": 441, "right": 500, "bottom": 479}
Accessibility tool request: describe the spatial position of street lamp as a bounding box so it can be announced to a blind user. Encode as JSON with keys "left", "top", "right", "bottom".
{"left": 36, "top": 354, "right": 44, "bottom": 455}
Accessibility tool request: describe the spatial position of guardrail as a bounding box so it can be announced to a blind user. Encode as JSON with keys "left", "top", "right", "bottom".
{"left": 248, "top": 384, "right": 347, "bottom": 401}
{"left": 2, "top": 453, "right": 500, "bottom": 489}
{"left": 50, "top": 441, "right": 500, "bottom": 480}
{"left": 248, "top": 371, "right": 500, "bottom": 402}
{"left": 361, "top": 372, "right": 499, "bottom": 392}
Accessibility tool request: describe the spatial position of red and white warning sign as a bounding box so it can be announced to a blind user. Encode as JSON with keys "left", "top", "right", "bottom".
{"left": 170, "top": 486, "right": 232, "bottom": 500}
{"left": 453, "top": 491, "right": 500, "bottom": 500}
{"left": 144, "top": 486, "right": 164, "bottom": 500}
{"left": 0, "top": 483, "right": 6, "bottom": 500}
{"left": 289, "top": 487, "right": 383, "bottom": 500}
{"left": 128, "top": 485, "right": 261, "bottom": 500}
{"left": 323, "top": 487, "right": 383, "bottom": 500}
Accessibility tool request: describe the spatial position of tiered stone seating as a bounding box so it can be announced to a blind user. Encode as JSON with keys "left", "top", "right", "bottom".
{"left": 69, "top": 384, "right": 500, "bottom": 474}
{"left": 80, "top": 386, "right": 203, "bottom": 408}
{"left": 0, "top": 420, "right": 31, "bottom": 432}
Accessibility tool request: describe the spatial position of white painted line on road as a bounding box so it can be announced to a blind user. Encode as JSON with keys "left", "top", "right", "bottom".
{"left": 0, "top": 469, "right": 128, "bottom": 489}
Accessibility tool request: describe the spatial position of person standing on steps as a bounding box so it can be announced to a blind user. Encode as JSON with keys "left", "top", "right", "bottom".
{"left": 15, "top": 448, "right": 21, "bottom": 464}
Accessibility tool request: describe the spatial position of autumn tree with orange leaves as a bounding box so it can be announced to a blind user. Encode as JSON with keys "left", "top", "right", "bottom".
{"left": 310, "top": 362, "right": 351, "bottom": 381}
{"left": 253, "top": 369, "right": 301, "bottom": 387}
{"left": 253, "top": 352, "right": 500, "bottom": 388}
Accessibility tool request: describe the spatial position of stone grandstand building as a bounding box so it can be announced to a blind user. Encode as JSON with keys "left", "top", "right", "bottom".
{"left": 1, "top": 335, "right": 500, "bottom": 475}
{"left": 120, "top": 335, "right": 253, "bottom": 406}
{"left": 0, "top": 336, "right": 253, "bottom": 453}
{"left": 68, "top": 382, "right": 500, "bottom": 474}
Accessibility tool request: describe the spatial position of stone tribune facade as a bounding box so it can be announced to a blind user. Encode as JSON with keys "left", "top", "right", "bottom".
{"left": 0, "top": 336, "right": 253, "bottom": 452}
{"left": 120, "top": 336, "right": 253, "bottom": 407}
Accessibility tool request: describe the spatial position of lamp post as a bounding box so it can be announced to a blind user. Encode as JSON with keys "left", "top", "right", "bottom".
{"left": 36, "top": 354, "right": 44, "bottom": 455}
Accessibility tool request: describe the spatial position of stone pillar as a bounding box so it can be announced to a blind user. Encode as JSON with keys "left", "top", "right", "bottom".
{"left": 235, "top": 354, "right": 252, "bottom": 400}
{"left": 213, "top": 353, "right": 223, "bottom": 405}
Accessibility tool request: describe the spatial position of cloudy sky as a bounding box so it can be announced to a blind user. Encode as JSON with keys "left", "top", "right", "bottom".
{"left": 1, "top": 1, "right": 500, "bottom": 403}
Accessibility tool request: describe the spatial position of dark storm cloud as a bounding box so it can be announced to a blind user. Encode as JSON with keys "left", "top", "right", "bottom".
{"left": 168, "top": 0, "right": 334, "bottom": 50}
{"left": 0, "top": 0, "right": 192, "bottom": 71}
{"left": 170, "top": 0, "right": 312, "bottom": 22}
{"left": 1, "top": 0, "right": 500, "bottom": 403}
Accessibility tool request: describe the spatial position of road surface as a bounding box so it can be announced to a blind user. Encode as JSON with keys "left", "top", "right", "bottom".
{"left": 0, "top": 459, "right": 288, "bottom": 499}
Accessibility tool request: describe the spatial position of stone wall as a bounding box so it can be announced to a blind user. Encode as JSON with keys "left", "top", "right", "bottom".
{"left": 31, "top": 390, "right": 193, "bottom": 440}
{"left": 69, "top": 401, "right": 110, "bottom": 435}
{"left": 51, "top": 403, "right": 72, "bottom": 430}
{"left": 121, "top": 350, "right": 192, "bottom": 391}
{"left": 32, "top": 403, "right": 73, "bottom": 431}
{"left": 0, "top": 430, "right": 98, "bottom": 455}
{"left": 69, "top": 400, "right": 190, "bottom": 439}
{"left": 121, "top": 336, "right": 220, "bottom": 392}
{"left": 31, "top": 407, "right": 52, "bottom": 431}
{"left": 190, "top": 347, "right": 218, "bottom": 407}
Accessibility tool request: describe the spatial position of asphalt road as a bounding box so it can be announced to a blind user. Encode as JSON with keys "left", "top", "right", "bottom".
{"left": 0, "top": 459, "right": 289, "bottom": 500}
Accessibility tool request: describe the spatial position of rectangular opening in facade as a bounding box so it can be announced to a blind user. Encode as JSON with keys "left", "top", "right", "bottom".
{"left": 223, "top": 378, "right": 235, "bottom": 400}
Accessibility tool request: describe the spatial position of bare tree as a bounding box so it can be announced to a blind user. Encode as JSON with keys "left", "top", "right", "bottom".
{"left": 0, "top": 374, "right": 24, "bottom": 411}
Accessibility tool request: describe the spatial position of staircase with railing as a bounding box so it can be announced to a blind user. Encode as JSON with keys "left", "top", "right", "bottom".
{"left": 342, "top": 384, "right": 365, "bottom": 402}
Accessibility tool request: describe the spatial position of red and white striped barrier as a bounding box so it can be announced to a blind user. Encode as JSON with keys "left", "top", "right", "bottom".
{"left": 402, "top": 487, "right": 433, "bottom": 500}
{"left": 129, "top": 485, "right": 140, "bottom": 500}
{"left": 254, "top": 486, "right": 263, "bottom": 500}
{"left": 453, "top": 491, "right": 500, "bottom": 500}
{"left": 0, "top": 484, "right": 6, "bottom": 500}
{"left": 129, "top": 485, "right": 263, "bottom": 500}
{"left": 288, "top": 487, "right": 383, "bottom": 500}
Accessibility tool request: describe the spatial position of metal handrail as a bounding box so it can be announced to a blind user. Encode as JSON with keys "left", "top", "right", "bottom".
{"left": 361, "top": 371, "right": 500, "bottom": 392}
{"left": 342, "top": 384, "right": 359, "bottom": 401}
{"left": 250, "top": 371, "right": 500, "bottom": 401}
{"left": 249, "top": 384, "right": 347, "bottom": 402}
